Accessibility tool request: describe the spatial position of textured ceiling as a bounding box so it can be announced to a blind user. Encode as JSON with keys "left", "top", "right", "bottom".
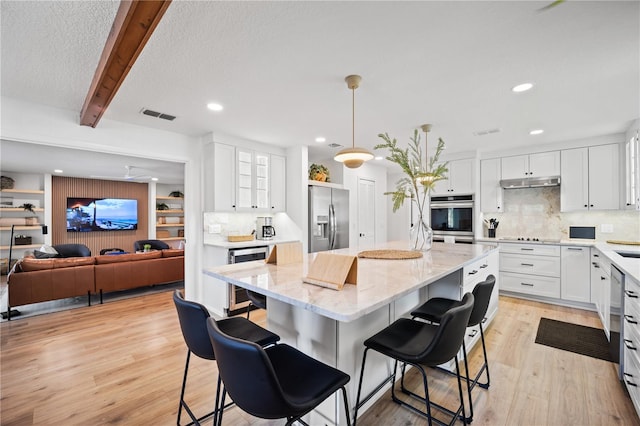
{"left": 1, "top": 1, "right": 639, "bottom": 179}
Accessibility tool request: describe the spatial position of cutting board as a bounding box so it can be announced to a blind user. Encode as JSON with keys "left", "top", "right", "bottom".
{"left": 606, "top": 240, "right": 640, "bottom": 246}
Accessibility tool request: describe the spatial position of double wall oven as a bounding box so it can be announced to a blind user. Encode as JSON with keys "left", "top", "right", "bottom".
{"left": 430, "top": 194, "right": 474, "bottom": 243}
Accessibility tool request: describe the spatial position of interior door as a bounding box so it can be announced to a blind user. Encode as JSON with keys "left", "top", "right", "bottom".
{"left": 357, "top": 178, "right": 376, "bottom": 249}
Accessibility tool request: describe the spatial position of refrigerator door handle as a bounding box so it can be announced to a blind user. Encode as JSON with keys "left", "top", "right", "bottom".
{"left": 329, "top": 203, "right": 336, "bottom": 249}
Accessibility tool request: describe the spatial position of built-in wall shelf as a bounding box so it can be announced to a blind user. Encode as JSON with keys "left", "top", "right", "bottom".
{"left": 156, "top": 224, "right": 183, "bottom": 228}
{"left": 0, "top": 189, "right": 44, "bottom": 194}
{"left": 0, "top": 244, "right": 40, "bottom": 250}
{"left": 0, "top": 225, "right": 42, "bottom": 231}
{"left": 0, "top": 207, "right": 44, "bottom": 212}
{"left": 156, "top": 196, "right": 184, "bottom": 201}
{"left": 156, "top": 209, "right": 183, "bottom": 214}
{"left": 161, "top": 237, "right": 185, "bottom": 241}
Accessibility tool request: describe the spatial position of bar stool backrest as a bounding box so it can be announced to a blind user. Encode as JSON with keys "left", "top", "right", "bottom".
{"left": 468, "top": 275, "right": 496, "bottom": 327}
{"left": 173, "top": 289, "right": 215, "bottom": 360}
{"left": 421, "top": 292, "right": 474, "bottom": 366}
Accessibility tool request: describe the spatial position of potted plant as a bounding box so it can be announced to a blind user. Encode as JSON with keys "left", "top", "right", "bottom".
{"left": 20, "top": 203, "right": 36, "bottom": 213}
{"left": 309, "top": 164, "right": 330, "bottom": 182}
{"left": 168, "top": 191, "right": 183, "bottom": 198}
{"left": 374, "top": 128, "right": 448, "bottom": 251}
{"left": 143, "top": 243, "right": 152, "bottom": 252}
{"left": 156, "top": 202, "right": 169, "bottom": 211}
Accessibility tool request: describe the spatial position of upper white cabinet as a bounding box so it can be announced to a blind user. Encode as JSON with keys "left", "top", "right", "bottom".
{"left": 236, "top": 148, "right": 270, "bottom": 211}
{"left": 206, "top": 143, "right": 286, "bottom": 213}
{"left": 561, "top": 144, "right": 620, "bottom": 211}
{"left": 432, "top": 158, "right": 474, "bottom": 195}
{"left": 625, "top": 130, "right": 639, "bottom": 210}
{"left": 501, "top": 151, "right": 560, "bottom": 179}
{"left": 480, "top": 158, "right": 502, "bottom": 212}
{"left": 270, "top": 154, "right": 286, "bottom": 211}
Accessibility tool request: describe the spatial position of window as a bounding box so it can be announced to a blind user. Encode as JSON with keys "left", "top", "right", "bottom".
{"left": 626, "top": 130, "right": 639, "bottom": 208}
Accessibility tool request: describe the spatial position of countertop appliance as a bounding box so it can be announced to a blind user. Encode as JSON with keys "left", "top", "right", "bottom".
{"left": 612, "top": 264, "right": 624, "bottom": 380}
{"left": 227, "top": 245, "right": 269, "bottom": 316}
{"left": 256, "top": 216, "right": 276, "bottom": 240}
{"left": 308, "top": 185, "right": 349, "bottom": 253}
{"left": 430, "top": 194, "right": 474, "bottom": 243}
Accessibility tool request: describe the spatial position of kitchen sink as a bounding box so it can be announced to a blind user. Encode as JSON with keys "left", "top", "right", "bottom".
{"left": 615, "top": 251, "right": 640, "bottom": 259}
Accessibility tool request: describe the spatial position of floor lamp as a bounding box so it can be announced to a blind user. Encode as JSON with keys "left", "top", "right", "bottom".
{"left": 2, "top": 224, "right": 48, "bottom": 320}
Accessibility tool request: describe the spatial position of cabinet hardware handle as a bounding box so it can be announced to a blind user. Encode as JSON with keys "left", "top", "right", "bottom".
{"left": 624, "top": 373, "right": 638, "bottom": 387}
{"left": 468, "top": 270, "right": 478, "bottom": 275}
{"left": 592, "top": 263, "right": 600, "bottom": 268}
{"left": 521, "top": 282, "right": 534, "bottom": 287}
{"left": 520, "top": 248, "right": 534, "bottom": 251}
{"left": 479, "top": 264, "right": 488, "bottom": 269}
{"left": 590, "top": 204, "right": 594, "bottom": 207}
{"left": 624, "top": 339, "right": 637, "bottom": 350}
{"left": 567, "top": 248, "right": 582, "bottom": 251}
{"left": 625, "top": 290, "right": 639, "bottom": 299}
{"left": 624, "top": 315, "right": 638, "bottom": 324}
{"left": 468, "top": 330, "right": 478, "bottom": 338}
{"left": 521, "top": 263, "right": 534, "bottom": 266}
{"left": 601, "top": 276, "right": 606, "bottom": 280}
{"left": 584, "top": 204, "right": 588, "bottom": 208}
{"left": 594, "top": 254, "right": 599, "bottom": 257}
{"left": 482, "top": 317, "right": 488, "bottom": 323}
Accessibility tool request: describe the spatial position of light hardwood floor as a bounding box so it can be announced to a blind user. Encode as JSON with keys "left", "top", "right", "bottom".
{"left": 1, "top": 292, "right": 639, "bottom": 425}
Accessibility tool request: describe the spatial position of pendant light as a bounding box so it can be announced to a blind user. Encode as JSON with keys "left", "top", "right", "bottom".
{"left": 416, "top": 123, "right": 436, "bottom": 184}
{"left": 334, "top": 75, "right": 374, "bottom": 168}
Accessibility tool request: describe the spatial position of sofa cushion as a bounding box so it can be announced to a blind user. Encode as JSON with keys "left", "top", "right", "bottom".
{"left": 20, "top": 258, "right": 55, "bottom": 272}
{"left": 162, "top": 249, "right": 184, "bottom": 258}
{"left": 53, "top": 257, "right": 95, "bottom": 269}
{"left": 95, "top": 251, "right": 162, "bottom": 264}
{"left": 34, "top": 251, "right": 59, "bottom": 259}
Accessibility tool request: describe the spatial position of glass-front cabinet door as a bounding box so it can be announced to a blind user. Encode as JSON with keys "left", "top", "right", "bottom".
{"left": 236, "top": 148, "right": 270, "bottom": 211}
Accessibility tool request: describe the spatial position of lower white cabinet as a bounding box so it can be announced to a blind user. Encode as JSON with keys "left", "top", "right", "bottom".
{"left": 624, "top": 275, "right": 640, "bottom": 415}
{"left": 560, "top": 246, "right": 591, "bottom": 303}
{"left": 590, "top": 248, "right": 611, "bottom": 337}
{"left": 499, "top": 243, "right": 561, "bottom": 298}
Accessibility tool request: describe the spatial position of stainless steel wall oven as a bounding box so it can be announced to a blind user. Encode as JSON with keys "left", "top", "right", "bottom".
{"left": 227, "top": 246, "right": 269, "bottom": 316}
{"left": 429, "top": 194, "right": 474, "bottom": 243}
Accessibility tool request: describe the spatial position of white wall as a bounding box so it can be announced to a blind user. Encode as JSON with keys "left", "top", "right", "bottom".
{"left": 1, "top": 96, "right": 204, "bottom": 301}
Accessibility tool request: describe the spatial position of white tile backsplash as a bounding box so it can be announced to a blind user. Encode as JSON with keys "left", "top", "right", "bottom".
{"left": 481, "top": 186, "right": 639, "bottom": 241}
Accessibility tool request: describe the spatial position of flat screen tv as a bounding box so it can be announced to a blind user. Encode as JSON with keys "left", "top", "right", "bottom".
{"left": 67, "top": 198, "right": 138, "bottom": 232}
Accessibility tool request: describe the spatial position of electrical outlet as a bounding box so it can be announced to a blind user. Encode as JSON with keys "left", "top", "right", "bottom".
{"left": 209, "top": 224, "right": 222, "bottom": 234}
{"left": 600, "top": 224, "right": 614, "bottom": 233}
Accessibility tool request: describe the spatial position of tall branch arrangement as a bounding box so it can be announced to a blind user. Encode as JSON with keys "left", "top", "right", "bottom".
{"left": 374, "top": 129, "right": 448, "bottom": 219}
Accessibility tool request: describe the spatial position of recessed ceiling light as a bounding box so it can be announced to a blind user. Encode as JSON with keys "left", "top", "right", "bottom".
{"left": 54, "top": 169, "right": 63, "bottom": 173}
{"left": 315, "top": 137, "right": 326, "bottom": 143}
{"left": 374, "top": 156, "right": 383, "bottom": 161}
{"left": 529, "top": 129, "right": 544, "bottom": 135}
{"left": 512, "top": 83, "right": 534, "bottom": 93}
{"left": 207, "top": 103, "right": 224, "bottom": 111}
{"left": 151, "top": 177, "right": 159, "bottom": 181}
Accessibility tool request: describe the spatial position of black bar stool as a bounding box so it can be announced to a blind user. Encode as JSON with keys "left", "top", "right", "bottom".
{"left": 245, "top": 289, "right": 267, "bottom": 319}
{"left": 410, "top": 274, "right": 496, "bottom": 422}
{"left": 206, "top": 317, "right": 352, "bottom": 426}
{"left": 172, "top": 290, "right": 280, "bottom": 426}
{"left": 353, "top": 293, "right": 475, "bottom": 426}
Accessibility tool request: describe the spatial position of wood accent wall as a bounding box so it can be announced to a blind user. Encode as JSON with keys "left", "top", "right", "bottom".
{"left": 52, "top": 177, "right": 149, "bottom": 255}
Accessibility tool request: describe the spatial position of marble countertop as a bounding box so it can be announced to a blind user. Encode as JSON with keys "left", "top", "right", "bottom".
{"left": 203, "top": 235, "right": 299, "bottom": 249}
{"left": 203, "top": 241, "right": 498, "bottom": 322}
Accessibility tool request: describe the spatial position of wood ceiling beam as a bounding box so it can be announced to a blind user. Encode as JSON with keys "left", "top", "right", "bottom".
{"left": 80, "top": 0, "right": 172, "bottom": 128}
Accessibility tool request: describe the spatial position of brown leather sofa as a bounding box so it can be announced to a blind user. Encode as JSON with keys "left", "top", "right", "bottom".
{"left": 7, "top": 249, "right": 184, "bottom": 316}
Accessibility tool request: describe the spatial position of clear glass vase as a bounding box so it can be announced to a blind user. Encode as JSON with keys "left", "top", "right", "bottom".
{"left": 410, "top": 215, "right": 433, "bottom": 251}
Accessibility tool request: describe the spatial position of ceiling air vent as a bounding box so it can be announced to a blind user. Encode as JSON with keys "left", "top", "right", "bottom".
{"left": 473, "top": 128, "right": 501, "bottom": 137}
{"left": 141, "top": 108, "right": 176, "bottom": 121}
{"left": 328, "top": 143, "right": 343, "bottom": 148}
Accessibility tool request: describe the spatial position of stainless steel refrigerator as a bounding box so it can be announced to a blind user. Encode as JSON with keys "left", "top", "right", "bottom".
{"left": 308, "top": 185, "right": 349, "bottom": 253}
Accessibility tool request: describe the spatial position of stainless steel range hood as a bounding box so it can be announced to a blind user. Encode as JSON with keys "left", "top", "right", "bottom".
{"left": 500, "top": 176, "right": 560, "bottom": 189}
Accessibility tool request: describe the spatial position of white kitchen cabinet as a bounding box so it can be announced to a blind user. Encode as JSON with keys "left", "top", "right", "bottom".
{"left": 624, "top": 275, "right": 640, "bottom": 416}
{"left": 207, "top": 142, "right": 237, "bottom": 212}
{"left": 480, "top": 158, "right": 502, "bottom": 212}
{"left": 560, "top": 246, "right": 590, "bottom": 303}
{"left": 432, "top": 158, "right": 474, "bottom": 195}
{"left": 590, "top": 248, "right": 611, "bottom": 337}
{"left": 236, "top": 148, "right": 270, "bottom": 211}
{"left": 270, "top": 154, "right": 286, "bottom": 212}
{"left": 624, "top": 130, "right": 640, "bottom": 210}
{"left": 501, "top": 151, "right": 560, "bottom": 179}
{"left": 561, "top": 144, "right": 620, "bottom": 211}
{"left": 499, "top": 242, "right": 561, "bottom": 298}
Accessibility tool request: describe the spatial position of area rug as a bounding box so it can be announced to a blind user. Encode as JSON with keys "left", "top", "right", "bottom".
{"left": 535, "top": 317, "right": 613, "bottom": 362}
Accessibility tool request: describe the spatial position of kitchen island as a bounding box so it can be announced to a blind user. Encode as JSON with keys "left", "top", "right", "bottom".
{"left": 203, "top": 241, "right": 499, "bottom": 425}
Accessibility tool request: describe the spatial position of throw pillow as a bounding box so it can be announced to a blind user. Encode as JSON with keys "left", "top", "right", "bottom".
{"left": 34, "top": 251, "right": 59, "bottom": 259}
{"left": 39, "top": 244, "right": 59, "bottom": 254}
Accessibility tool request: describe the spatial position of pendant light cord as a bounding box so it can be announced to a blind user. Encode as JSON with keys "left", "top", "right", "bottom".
{"left": 352, "top": 87, "right": 355, "bottom": 149}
